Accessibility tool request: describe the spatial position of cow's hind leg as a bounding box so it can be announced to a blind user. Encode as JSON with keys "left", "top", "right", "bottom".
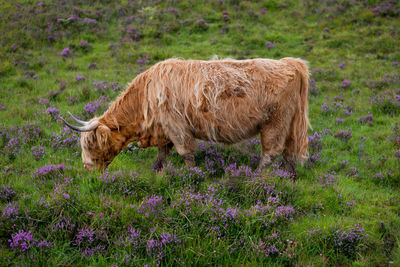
{"left": 283, "top": 134, "right": 298, "bottom": 181}
{"left": 174, "top": 138, "right": 196, "bottom": 168}
{"left": 152, "top": 142, "right": 174, "bottom": 172}
{"left": 257, "top": 114, "right": 291, "bottom": 173}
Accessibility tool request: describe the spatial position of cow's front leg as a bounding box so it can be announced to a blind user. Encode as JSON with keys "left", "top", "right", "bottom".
{"left": 283, "top": 153, "right": 297, "bottom": 181}
{"left": 152, "top": 142, "right": 174, "bottom": 172}
{"left": 163, "top": 126, "right": 196, "bottom": 168}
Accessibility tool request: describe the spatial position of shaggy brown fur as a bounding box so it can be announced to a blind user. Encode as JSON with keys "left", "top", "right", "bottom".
{"left": 76, "top": 57, "right": 311, "bottom": 178}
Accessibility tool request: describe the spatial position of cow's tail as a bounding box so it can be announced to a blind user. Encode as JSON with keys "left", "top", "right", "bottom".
{"left": 282, "top": 58, "right": 311, "bottom": 164}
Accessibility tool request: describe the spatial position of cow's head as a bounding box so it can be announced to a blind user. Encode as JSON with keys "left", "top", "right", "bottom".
{"left": 62, "top": 113, "right": 120, "bottom": 170}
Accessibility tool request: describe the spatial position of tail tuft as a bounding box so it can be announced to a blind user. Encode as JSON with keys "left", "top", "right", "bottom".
{"left": 281, "top": 57, "right": 311, "bottom": 164}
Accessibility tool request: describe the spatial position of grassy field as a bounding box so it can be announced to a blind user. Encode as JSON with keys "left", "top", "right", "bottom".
{"left": 0, "top": 0, "right": 399, "bottom": 265}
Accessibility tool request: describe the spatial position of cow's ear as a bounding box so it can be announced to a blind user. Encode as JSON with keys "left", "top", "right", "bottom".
{"left": 96, "top": 124, "right": 111, "bottom": 149}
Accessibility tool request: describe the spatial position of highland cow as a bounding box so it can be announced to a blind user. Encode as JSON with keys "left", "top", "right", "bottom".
{"left": 63, "top": 57, "right": 311, "bottom": 178}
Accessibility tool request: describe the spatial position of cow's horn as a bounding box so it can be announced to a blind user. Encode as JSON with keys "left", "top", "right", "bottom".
{"left": 68, "top": 112, "right": 88, "bottom": 125}
{"left": 62, "top": 118, "right": 100, "bottom": 132}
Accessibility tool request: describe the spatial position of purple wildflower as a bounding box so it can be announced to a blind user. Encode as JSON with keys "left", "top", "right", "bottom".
{"left": 37, "top": 240, "right": 52, "bottom": 248}
{"left": 32, "top": 164, "right": 66, "bottom": 179}
{"left": 88, "top": 62, "right": 97, "bottom": 69}
{"left": 83, "top": 96, "right": 109, "bottom": 119}
{"left": 38, "top": 98, "right": 49, "bottom": 106}
{"left": 264, "top": 41, "right": 276, "bottom": 51}
{"left": 60, "top": 47, "right": 72, "bottom": 57}
{"left": 0, "top": 185, "right": 16, "bottom": 202}
{"left": 336, "top": 117, "right": 344, "bottom": 124}
{"left": 341, "top": 79, "right": 352, "bottom": 88}
{"left": 4, "top": 137, "right": 21, "bottom": 159}
{"left": 31, "top": 145, "right": 46, "bottom": 161}
{"left": 75, "top": 227, "right": 95, "bottom": 245}
{"left": 388, "top": 123, "right": 400, "bottom": 146}
{"left": 335, "top": 129, "right": 352, "bottom": 140}
{"left": 46, "top": 107, "right": 60, "bottom": 120}
{"left": 137, "top": 195, "right": 163, "bottom": 218}
{"left": 82, "top": 18, "right": 97, "bottom": 24}
{"left": 358, "top": 114, "right": 373, "bottom": 124}
{"left": 76, "top": 75, "right": 86, "bottom": 82}
{"left": 2, "top": 202, "right": 19, "bottom": 220}
{"left": 318, "top": 172, "right": 337, "bottom": 187}
{"left": 9, "top": 230, "right": 35, "bottom": 252}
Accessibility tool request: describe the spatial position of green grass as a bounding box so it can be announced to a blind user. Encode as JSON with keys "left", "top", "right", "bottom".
{"left": 0, "top": 0, "right": 399, "bottom": 266}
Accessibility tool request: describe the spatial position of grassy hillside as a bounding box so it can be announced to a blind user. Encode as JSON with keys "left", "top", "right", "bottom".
{"left": 0, "top": 0, "right": 399, "bottom": 265}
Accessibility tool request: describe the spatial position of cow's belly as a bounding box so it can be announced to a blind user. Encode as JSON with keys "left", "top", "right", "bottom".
{"left": 191, "top": 120, "right": 262, "bottom": 144}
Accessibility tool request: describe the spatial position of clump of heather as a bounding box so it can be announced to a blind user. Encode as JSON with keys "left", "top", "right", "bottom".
{"left": 137, "top": 195, "right": 163, "bottom": 218}
{"left": 147, "top": 232, "right": 181, "bottom": 259}
{"left": 194, "top": 18, "right": 209, "bottom": 31}
{"left": 253, "top": 233, "right": 298, "bottom": 260}
{"left": 31, "top": 163, "right": 66, "bottom": 180}
{"left": 93, "top": 80, "right": 119, "bottom": 93}
{"left": 4, "top": 137, "right": 21, "bottom": 159}
{"left": 31, "top": 145, "right": 46, "bottom": 161}
{"left": 1, "top": 124, "right": 42, "bottom": 158}
{"left": 370, "top": 89, "right": 400, "bottom": 115}
{"left": 321, "top": 101, "right": 342, "bottom": 114}
{"left": 84, "top": 95, "right": 110, "bottom": 119}
{"left": 2, "top": 202, "right": 19, "bottom": 221}
{"left": 88, "top": 62, "right": 97, "bottom": 69}
{"left": 307, "top": 224, "right": 365, "bottom": 259}
{"left": 49, "top": 216, "right": 76, "bottom": 235}
{"left": 371, "top": 1, "right": 400, "bottom": 17}
{"left": 74, "top": 227, "right": 106, "bottom": 257}
{"left": 46, "top": 107, "right": 60, "bottom": 120}
{"left": 165, "top": 163, "right": 207, "bottom": 186}
{"left": 307, "top": 132, "right": 323, "bottom": 167}
{"left": 0, "top": 185, "right": 16, "bottom": 202}
{"left": 38, "top": 97, "right": 49, "bottom": 106}
{"left": 196, "top": 141, "right": 226, "bottom": 175}
{"left": 358, "top": 114, "right": 373, "bottom": 124}
{"left": 74, "top": 227, "right": 95, "bottom": 246}
{"left": 118, "top": 227, "right": 141, "bottom": 249}
{"left": 335, "top": 129, "right": 352, "bottom": 141}
{"left": 271, "top": 167, "right": 295, "bottom": 180}
{"left": 336, "top": 117, "right": 344, "bottom": 124}
{"left": 60, "top": 47, "right": 72, "bottom": 58}
{"left": 98, "top": 169, "right": 142, "bottom": 196}
{"left": 332, "top": 159, "right": 350, "bottom": 171}
{"left": 309, "top": 78, "right": 318, "bottom": 96}
{"left": 76, "top": 75, "right": 86, "bottom": 82}
{"left": 318, "top": 172, "right": 337, "bottom": 187}
{"left": 225, "top": 163, "right": 259, "bottom": 179}
{"left": 388, "top": 123, "right": 400, "bottom": 146}
{"left": 245, "top": 176, "right": 278, "bottom": 204}
{"left": 50, "top": 126, "right": 80, "bottom": 151}
{"left": 344, "top": 105, "right": 354, "bottom": 116}
{"left": 78, "top": 40, "right": 92, "bottom": 52}
{"left": 341, "top": 79, "right": 351, "bottom": 88}
{"left": 124, "top": 142, "right": 140, "bottom": 155}
{"left": 347, "top": 167, "right": 359, "bottom": 178}
{"left": 9, "top": 230, "right": 35, "bottom": 253}
{"left": 50, "top": 181, "right": 76, "bottom": 203}
{"left": 264, "top": 40, "right": 276, "bottom": 50}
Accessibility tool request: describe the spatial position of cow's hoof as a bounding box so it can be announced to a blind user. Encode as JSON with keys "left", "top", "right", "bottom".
{"left": 152, "top": 160, "right": 164, "bottom": 172}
